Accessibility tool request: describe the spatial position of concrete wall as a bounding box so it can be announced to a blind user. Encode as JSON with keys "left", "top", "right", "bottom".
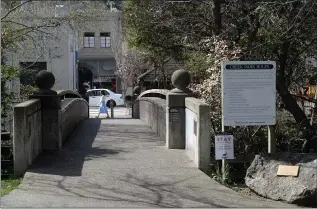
{"left": 48, "top": 26, "right": 77, "bottom": 91}
{"left": 185, "top": 97, "right": 211, "bottom": 173}
{"left": 124, "top": 86, "right": 133, "bottom": 96}
{"left": 13, "top": 99, "right": 42, "bottom": 177}
{"left": 3, "top": 3, "right": 121, "bottom": 93}
{"left": 12, "top": 94, "right": 89, "bottom": 177}
{"left": 133, "top": 95, "right": 211, "bottom": 173}
{"left": 61, "top": 98, "right": 89, "bottom": 143}
{"left": 77, "top": 13, "right": 121, "bottom": 59}
{"left": 6, "top": 79, "right": 20, "bottom": 99}
{"left": 77, "top": 13, "right": 121, "bottom": 91}
{"left": 6, "top": 24, "right": 77, "bottom": 91}
{"left": 137, "top": 97, "right": 166, "bottom": 142}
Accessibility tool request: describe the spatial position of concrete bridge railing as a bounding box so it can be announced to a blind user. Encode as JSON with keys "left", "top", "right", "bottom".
{"left": 132, "top": 69, "right": 211, "bottom": 173}
{"left": 133, "top": 97, "right": 167, "bottom": 142}
{"left": 59, "top": 90, "right": 89, "bottom": 144}
{"left": 13, "top": 71, "right": 88, "bottom": 177}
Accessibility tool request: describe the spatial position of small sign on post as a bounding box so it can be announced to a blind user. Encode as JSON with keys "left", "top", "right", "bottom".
{"left": 215, "top": 135, "right": 235, "bottom": 160}
{"left": 169, "top": 108, "right": 179, "bottom": 122}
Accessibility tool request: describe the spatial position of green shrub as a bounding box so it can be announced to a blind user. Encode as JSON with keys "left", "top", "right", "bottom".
{"left": 1, "top": 65, "right": 19, "bottom": 121}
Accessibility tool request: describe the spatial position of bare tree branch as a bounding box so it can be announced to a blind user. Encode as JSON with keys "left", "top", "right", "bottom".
{"left": 1, "top": 0, "right": 33, "bottom": 21}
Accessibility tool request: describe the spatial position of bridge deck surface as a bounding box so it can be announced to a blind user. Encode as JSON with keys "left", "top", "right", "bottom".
{"left": 1, "top": 118, "right": 296, "bottom": 208}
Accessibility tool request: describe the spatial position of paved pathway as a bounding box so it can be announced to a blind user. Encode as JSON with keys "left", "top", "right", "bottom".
{"left": 1, "top": 119, "right": 296, "bottom": 207}
{"left": 89, "top": 106, "right": 131, "bottom": 118}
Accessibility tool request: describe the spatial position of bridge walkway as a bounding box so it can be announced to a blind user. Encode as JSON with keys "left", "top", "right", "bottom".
{"left": 1, "top": 118, "right": 295, "bottom": 208}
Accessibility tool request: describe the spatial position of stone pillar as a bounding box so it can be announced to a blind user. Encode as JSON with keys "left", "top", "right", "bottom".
{"left": 30, "top": 70, "right": 62, "bottom": 150}
{"left": 166, "top": 69, "right": 193, "bottom": 149}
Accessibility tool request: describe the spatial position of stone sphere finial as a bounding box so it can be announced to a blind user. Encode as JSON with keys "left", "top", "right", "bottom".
{"left": 35, "top": 70, "right": 55, "bottom": 90}
{"left": 133, "top": 86, "right": 141, "bottom": 95}
{"left": 171, "top": 69, "right": 191, "bottom": 92}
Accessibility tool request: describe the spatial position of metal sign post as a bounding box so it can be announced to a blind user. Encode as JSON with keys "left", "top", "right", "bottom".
{"left": 110, "top": 100, "right": 114, "bottom": 118}
{"left": 221, "top": 61, "right": 277, "bottom": 178}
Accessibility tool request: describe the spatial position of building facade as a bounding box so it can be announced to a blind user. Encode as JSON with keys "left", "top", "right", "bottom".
{"left": 2, "top": 1, "right": 122, "bottom": 92}
{"left": 77, "top": 12, "right": 122, "bottom": 93}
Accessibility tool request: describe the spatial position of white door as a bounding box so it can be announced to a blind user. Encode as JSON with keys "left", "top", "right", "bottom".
{"left": 88, "top": 90, "right": 101, "bottom": 106}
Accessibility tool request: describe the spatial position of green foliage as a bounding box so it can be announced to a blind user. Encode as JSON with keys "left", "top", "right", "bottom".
{"left": 123, "top": 0, "right": 213, "bottom": 56}
{"left": 275, "top": 117, "right": 306, "bottom": 153}
{"left": 1, "top": 23, "right": 17, "bottom": 50}
{"left": 123, "top": 0, "right": 317, "bottom": 91}
{"left": 210, "top": 163, "right": 232, "bottom": 185}
{"left": 184, "top": 51, "right": 209, "bottom": 80}
{"left": 20, "top": 84, "right": 39, "bottom": 101}
{"left": 123, "top": 0, "right": 192, "bottom": 65}
{"left": 1, "top": 65, "right": 19, "bottom": 119}
{"left": 1, "top": 178, "right": 22, "bottom": 197}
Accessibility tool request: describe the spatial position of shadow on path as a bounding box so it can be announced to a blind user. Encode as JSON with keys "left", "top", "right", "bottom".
{"left": 1, "top": 118, "right": 297, "bottom": 208}
{"left": 27, "top": 118, "right": 123, "bottom": 176}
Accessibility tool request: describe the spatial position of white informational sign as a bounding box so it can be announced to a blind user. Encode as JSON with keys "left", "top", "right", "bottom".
{"left": 215, "top": 135, "right": 234, "bottom": 160}
{"left": 222, "top": 61, "right": 276, "bottom": 126}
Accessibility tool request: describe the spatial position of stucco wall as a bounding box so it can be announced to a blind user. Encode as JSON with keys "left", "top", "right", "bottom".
{"left": 13, "top": 99, "right": 42, "bottom": 177}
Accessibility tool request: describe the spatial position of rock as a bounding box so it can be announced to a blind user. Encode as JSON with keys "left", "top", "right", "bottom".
{"left": 245, "top": 153, "right": 317, "bottom": 206}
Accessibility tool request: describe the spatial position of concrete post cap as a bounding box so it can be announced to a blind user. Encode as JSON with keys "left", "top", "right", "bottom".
{"left": 35, "top": 70, "right": 55, "bottom": 90}
{"left": 133, "top": 86, "right": 141, "bottom": 95}
{"left": 171, "top": 69, "right": 192, "bottom": 93}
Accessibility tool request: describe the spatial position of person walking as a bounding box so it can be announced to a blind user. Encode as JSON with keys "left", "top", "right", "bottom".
{"left": 96, "top": 90, "right": 110, "bottom": 118}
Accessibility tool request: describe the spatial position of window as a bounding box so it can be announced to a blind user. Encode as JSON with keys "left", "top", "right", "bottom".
{"left": 19, "top": 62, "right": 47, "bottom": 86}
{"left": 87, "top": 90, "right": 110, "bottom": 97}
{"left": 84, "top": 32, "right": 95, "bottom": 48}
{"left": 86, "top": 91, "right": 95, "bottom": 97}
{"left": 87, "top": 90, "right": 100, "bottom": 96}
{"left": 100, "top": 32, "right": 111, "bottom": 48}
{"left": 55, "top": 4, "right": 65, "bottom": 17}
{"left": 20, "top": 1, "right": 27, "bottom": 11}
{"left": 102, "top": 90, "right": 110, "bottom": 96}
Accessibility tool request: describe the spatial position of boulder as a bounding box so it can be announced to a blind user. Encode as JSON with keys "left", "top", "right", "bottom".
{"left": 245, "top": 153, "right": 317, "bottom": 206}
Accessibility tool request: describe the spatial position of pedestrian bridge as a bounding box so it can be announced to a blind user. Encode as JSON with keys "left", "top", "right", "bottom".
{"left": 1, "top": 71, "right": 295, "bottom": 207}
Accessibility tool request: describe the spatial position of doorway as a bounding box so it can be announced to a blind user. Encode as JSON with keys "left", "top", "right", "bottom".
{"left": 78, "top": 68, "right": 93, "bottom": 88}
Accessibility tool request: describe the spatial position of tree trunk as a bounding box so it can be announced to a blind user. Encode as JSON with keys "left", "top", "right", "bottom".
{"left": 212, "top": 0, "right": 222, "bottom": 35}
{"left": 277, "top": 41, "right": 317, "bottom": 152}
{"left": 277, "top": 82, "right": 310, "bottom": 126}
{"left": 277, "top": 82, "right": 317, "bottom": 152}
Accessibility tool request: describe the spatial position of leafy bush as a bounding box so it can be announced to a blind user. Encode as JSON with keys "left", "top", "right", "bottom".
{"left": 20, "top": 84, "right": 39, "bottom": 101}
{"left": 1, "top": 65, "right": 19, "bottom": 120}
